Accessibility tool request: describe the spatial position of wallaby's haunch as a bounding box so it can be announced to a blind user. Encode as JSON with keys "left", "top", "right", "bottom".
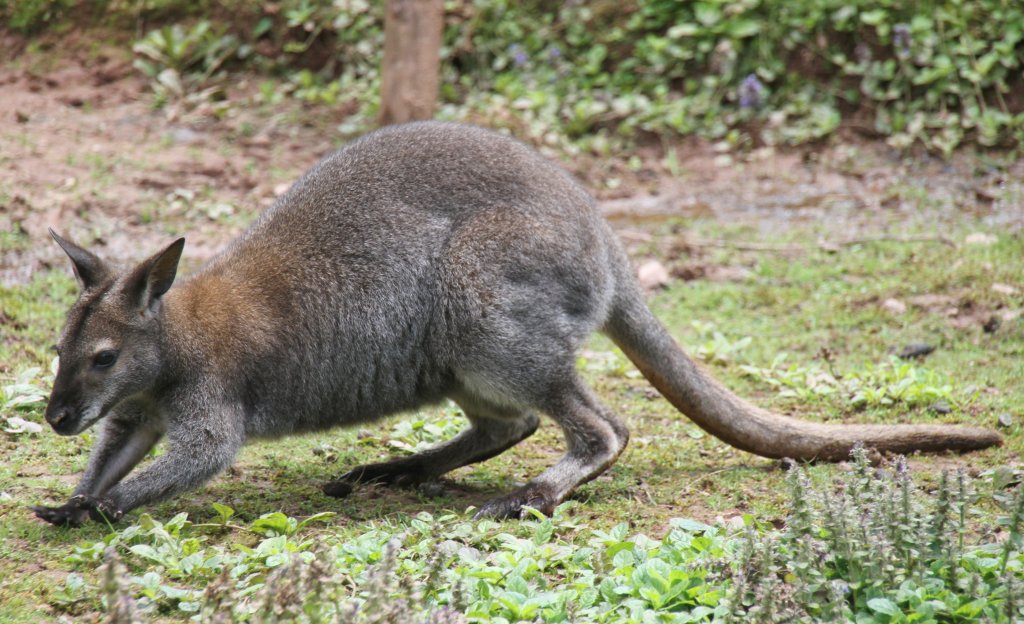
{"left": 34, "top": 122, "right": 1001, "bottom": 526}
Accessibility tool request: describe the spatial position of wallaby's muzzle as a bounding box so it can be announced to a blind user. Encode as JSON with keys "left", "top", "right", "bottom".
{"left": 45, "top": 403, "right": 81, "bottom": 436}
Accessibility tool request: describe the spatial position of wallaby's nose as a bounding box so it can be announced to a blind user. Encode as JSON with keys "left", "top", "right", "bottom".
{"left": 46, "top": 406, "right": 72, "bottom": 429}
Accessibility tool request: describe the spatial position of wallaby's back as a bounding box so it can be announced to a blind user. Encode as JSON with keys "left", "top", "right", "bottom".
{"left": 168, "top": 122, "right": 621, "bottom": 437}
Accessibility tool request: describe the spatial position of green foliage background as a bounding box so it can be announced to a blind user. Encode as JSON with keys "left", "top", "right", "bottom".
{"left": 3, "top": 0, "right": 1023, "bottom": 153}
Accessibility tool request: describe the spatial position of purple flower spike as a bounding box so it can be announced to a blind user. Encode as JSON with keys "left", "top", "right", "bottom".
{"left": 739, "top": 73, "right": 765, "bottom": 109}
{"left": 893, "top": 24, "right": 911, "bottom": 60}
{"left": 508, "top": 43, "right": 528, "bottom": 68}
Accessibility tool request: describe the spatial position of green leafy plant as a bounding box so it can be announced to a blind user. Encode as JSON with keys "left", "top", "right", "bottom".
{"left": 132, "top": 20, "right": 240, "bottom": 102}
{"left": 52, "top": 452, "right": 1024, "bottom": 623}
{"left": 729, "top": 447, "right": 1024, "bottom": 621}
{"left": 740, "top": 355, "right": 956, "bottom": 409}
{"left": 0, "top": 0, "right": 72, "bottom": 33}
{"left": 689, "top": 320, "right": 753, "bottom": 365}
{"left": 388, "top": 405, "right": 467, "bottom": 454}
{"left": 2, "top": 363, "right": 54, "bottom": 434}
{"left": 64, "top": 503, "right": 737, "bottom": 621}
{"left": 2, "top": 365, "right": 50, "bottom": 412}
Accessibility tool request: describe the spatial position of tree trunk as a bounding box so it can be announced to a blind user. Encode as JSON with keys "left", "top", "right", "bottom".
{"left": 380, "top": 0, "right": 444, "bottom": 126}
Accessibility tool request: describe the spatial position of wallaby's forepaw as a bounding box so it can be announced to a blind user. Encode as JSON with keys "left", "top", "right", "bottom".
{"left": 32, "top": 501, "right": 90, "bottom": 527}
{"left": 32, "top": 495, "right": 123, "bottom": 527}
{"left": 323, "top": 462, "right": 431, "bottom": 498}
{"left": 474, "top": 486, "right": 558, "bottom": 520}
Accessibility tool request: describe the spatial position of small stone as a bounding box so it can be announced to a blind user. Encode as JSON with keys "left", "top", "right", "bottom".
{"left": 322, "top": 480, "right": 353, "bottom": 498}
{"left": 725, "top": 515, "right": 746, "bottom": 531}
{"left": 713, "top": 154, "right": 733, "bottom": 168}
{"left": 965, "top": 232, "right": 997, "bottom": 246}
{"left": 273, "top": 183, "right": 291, "bottom": 196}
{"left": 896, "top": 343, "right": 935, "bottom": 359}
{"left": 637, "top": 260, "right": 670, "bottom": 290}
{"left": 819, "top": 240, "right": 841, "bottom": 254}
{"left": 992, "top": 283, "right": 1018, "bottom": 296}
{"left": 998, "top": 413, "right": 1014, "bottom": 428}
{"left": 882, "top": 298, "right": 907, "bottom": 314}
{"left": 170, "top": 127, "right": 204, "bottom": 144}
{"left": 0, "top": 492, "right": 12, "bottom": 501}
{"left": 929, "top": 401, "right": 952, "bottom": 415}
{"left": 417, "top": 481, "right": 446, "bottom": 498}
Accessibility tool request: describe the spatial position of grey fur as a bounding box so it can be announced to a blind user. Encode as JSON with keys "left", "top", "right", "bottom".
{"left": 33, "top": 122, "right": 999, "bottom": 526}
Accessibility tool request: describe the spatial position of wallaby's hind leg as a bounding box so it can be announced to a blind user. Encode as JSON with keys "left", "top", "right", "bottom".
{"left": 323, "top": 398, "right": 539, "bottom": 497}
{"left": 475, "top": 377, "right": 629, "bottom": 520}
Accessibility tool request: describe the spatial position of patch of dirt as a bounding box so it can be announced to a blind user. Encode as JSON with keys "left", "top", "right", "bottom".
{"left": 0, "top": 47, "right": 333, "bottom": 286}
{"left": 1, "top": 44, "right": 1023, "bottom": 290}
{"left": 904, "top": 455, "right": 989, "bottom": 477}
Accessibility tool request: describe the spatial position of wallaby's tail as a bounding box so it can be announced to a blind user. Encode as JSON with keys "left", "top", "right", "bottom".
{"left": 602, "top": 279, "right": 1002, "bottom": 461}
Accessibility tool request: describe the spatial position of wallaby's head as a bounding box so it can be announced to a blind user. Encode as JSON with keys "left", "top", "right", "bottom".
{"left": 46, "top": 231, "right": 185, "bottom": 435}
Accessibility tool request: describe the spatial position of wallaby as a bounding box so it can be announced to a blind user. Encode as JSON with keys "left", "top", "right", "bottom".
{"left": 33, "top": 122, "right": 1001, "bottom": 526}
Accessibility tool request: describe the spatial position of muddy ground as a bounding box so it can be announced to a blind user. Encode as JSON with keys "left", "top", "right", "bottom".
{"left": 2, "top": 48, "right": 1022, "bottom": 291}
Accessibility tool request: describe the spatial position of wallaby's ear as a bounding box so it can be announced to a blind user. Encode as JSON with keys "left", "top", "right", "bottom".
{"left": 49, "top": 228, "right": 110, "bottom": 289}
{"left": 124, "top": 237, "right": 186, "bottom": 311}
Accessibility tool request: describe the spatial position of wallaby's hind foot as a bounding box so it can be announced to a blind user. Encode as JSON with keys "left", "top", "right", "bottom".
{"left": 474, "top": 483, "right": 561, "bottom": 519}
{"left": 323, "top": 406, "right": 540, "bottom": 498}
{"left": 475, "top": 378, "right": 629, "bottom": 520}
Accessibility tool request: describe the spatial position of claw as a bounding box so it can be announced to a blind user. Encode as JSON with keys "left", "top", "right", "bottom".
{"left": 32, "top": 495, "right": 123, "bottom": 527}
{"left": 474, "top": 486, "right": 558, "bottom": 520}
{"left": 85, "top": 496, "right": 124, "bottom": 523}
{"left": 325, "top": 462, "right": 430, "bottom": 496}
{"left": 31, "top": 501, "right": 89, "bottom": 527}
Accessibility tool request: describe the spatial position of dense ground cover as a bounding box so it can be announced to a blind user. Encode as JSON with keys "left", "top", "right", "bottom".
{"left": 3, "top": 0, "right": 1024, "bottom": 153}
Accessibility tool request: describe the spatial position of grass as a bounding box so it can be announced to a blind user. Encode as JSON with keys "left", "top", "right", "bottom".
{"left": 0, "top": 192, "right": 1021, "bottom": 620}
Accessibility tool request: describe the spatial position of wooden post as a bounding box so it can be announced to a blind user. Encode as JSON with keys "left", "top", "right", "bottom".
{"left": 379, "top": 0, "right": 444, "bottom": 126}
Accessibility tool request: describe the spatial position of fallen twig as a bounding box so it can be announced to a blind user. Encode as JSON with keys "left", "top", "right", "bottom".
{"left": 686, "top": 234, "right": 958, "bottom": 254}
{"left": 690, "top": 238, "right": 804, "bottom": 253}
{"left": 617, "top": 229, "right": 655, "bottom": 243}
{"left": 822, "top": 234, "right": 958, "bottom": 250}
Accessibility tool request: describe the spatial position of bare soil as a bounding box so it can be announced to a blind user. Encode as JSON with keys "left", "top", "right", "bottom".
{"left": 1, "top": 43, "right": 1023, "bottom": 308}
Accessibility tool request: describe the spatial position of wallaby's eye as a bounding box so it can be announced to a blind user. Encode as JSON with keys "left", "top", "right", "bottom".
{"left": 93, "top": 350, "right": 118, "bottom": 369}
